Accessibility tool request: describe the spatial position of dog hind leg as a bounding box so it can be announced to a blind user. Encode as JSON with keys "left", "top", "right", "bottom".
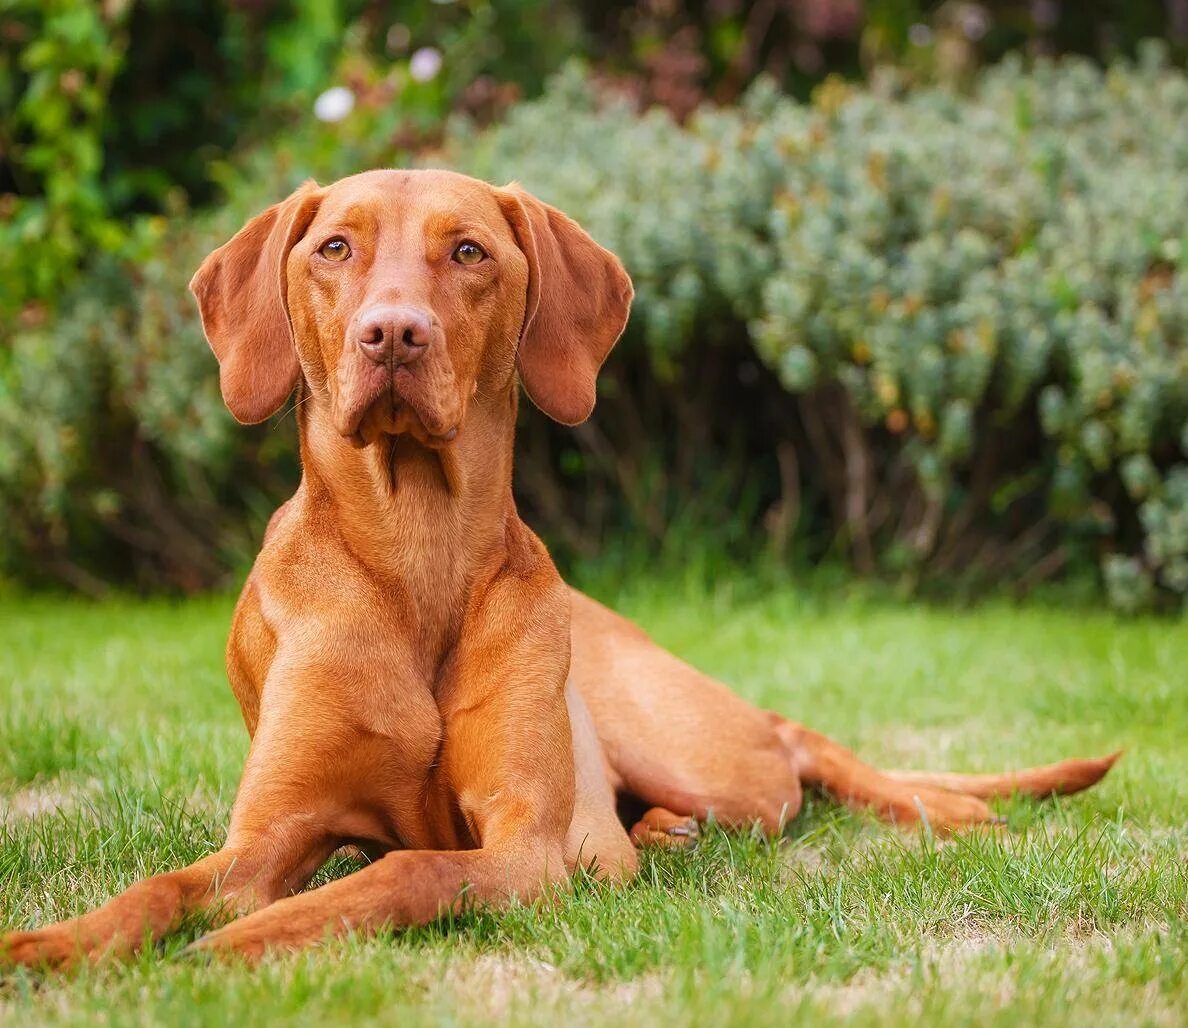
{"left": 774, "top": 719, "right": 1000, "bottom": 828}
{"left": 628, "top": 806, "right": 700, "bottom": 848}
{"left": 773, "top": 718, "right": 1119, "bottom": 829}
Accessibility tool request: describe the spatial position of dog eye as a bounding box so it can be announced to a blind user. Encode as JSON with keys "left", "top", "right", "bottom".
{"left": 319, "top": 238, "right": 351, "bottom": 261}
{"left": 452, "top": 241, "right": 486, "bottom": 266}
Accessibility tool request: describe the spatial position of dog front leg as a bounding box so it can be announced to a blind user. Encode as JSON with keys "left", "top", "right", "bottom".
{"left": 1, "top": 712, "right": 348, "bottom": 973}
{"left": 0, "top": 818, "right": 335, "bottom": 970}
{"left": 187, "top": 837, "right": 565, "bottom": 960}
{"left": 187, "top": 705, "right": 576, "bottom": 961}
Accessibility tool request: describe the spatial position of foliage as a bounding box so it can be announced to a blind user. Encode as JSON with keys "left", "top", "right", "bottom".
{"left": 3, "top": 52, "right": 1188, "bottom": 609}
{"left": 0, "top": 0, "right": 129, "bottom": 319}
{"left": 455, "top": 53, "right": 1188, "bottom": 610}
{"left": 581, "top": 0, "right": 1188, "bottom": 116}
{"left": 3, "top": 1, "right": 1178, "bottom": 327}
{"left": 0, "top": 0, "right": 580, "bottom": 324}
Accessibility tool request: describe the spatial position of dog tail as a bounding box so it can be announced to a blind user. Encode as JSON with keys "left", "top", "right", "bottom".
{"left": 880, "top": 751, "right": 1122, "bottom": 800}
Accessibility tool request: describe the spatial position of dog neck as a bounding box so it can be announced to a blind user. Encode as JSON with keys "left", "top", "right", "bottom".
{"left": 294, "top": 383, "right": 519, "bottom": 629}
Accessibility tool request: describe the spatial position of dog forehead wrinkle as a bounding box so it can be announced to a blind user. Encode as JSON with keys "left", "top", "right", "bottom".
{"left": 313, "top": 196, "right": 395, "bottom": 240}
{"left": 316, "top": 206, "right": 377, "bottom": 234}
{"left": 317, "top": 171, "right": 509, "bottom": 253}
{"left": 396, "top": 173, "right": 503, "bottom": 222}
{"left": 422, "top": 209, "right": 490, "bottom": 244}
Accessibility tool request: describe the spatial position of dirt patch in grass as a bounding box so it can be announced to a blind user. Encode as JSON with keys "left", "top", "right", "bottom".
{"left": 800, "top": 929, "right": 1184, "bottom": 1025}
{"left": 871, "top": 722, "right": 983, "bottom": 769}
{"left": 446, "top": 954, "right": 665, "bottom": 1022}
{"left": 1, "top": 778, "right": 97, "bottom": 823}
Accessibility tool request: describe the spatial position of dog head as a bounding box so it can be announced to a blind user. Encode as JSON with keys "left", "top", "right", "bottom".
{"left": 191, "top": 169, "right": 633, "bottom": 446}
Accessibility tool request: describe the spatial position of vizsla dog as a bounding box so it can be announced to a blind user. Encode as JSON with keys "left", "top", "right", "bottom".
{"left": 1, "top": 170, "right": 1118, "bottom": 967}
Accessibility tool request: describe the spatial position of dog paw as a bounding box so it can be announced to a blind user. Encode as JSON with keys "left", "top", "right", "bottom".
{"left": 907, "top": 788, "right": 1005, "bottom": 832}
{"left": 0, "top": 926, "right": 86, "bottom": 972}
{"left": 629, "top": 808, "right": 700, "bottom": 849}
{"left": 183, "top": 929, "right": 264, "bottom": 964}
{"left": 183, "top": 910, "right": 294, "bottom": 965}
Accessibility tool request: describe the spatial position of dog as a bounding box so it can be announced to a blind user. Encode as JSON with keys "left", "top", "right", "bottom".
{"left": 0, "top": 170, "right": 1118, "bottom": 967}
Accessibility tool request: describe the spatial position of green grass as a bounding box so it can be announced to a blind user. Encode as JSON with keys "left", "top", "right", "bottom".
{"left": 1, "top": 578, "right": 1185, "bottom": 1026}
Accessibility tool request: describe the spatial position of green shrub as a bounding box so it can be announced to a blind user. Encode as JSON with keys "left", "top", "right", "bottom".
{"left": 0, "top": 1, "right": 129, "bottom": 320}
{"left": 3, "top": 52, "right": 1186, "bottom": 609}
{"left": 455, "top": 54, "right": 1188, "bottom": 609}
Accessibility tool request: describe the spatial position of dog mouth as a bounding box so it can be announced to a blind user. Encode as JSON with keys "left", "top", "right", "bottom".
{"left": 335, "top": 365, "right": 459, "bottom": 449}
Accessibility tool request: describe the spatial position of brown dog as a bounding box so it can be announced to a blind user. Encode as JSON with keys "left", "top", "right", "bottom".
{"left": 1, "top": 170, "right": 1118, "bottom": 967}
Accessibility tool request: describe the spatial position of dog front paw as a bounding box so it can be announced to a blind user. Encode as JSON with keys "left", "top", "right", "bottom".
{"left": 0, "top": 925, "right": 90, "bottom": 972}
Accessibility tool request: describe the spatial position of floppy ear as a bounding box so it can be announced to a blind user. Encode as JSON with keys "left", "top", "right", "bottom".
{"left": 497, "top": 186, "right": 633, "bottom": 425}
{"left": 189, "top": 180, "right": 321, "bottom": 424}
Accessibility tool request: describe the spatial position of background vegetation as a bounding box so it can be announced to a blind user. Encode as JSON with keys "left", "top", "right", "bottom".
{"left": 2, "top": 1, "right": 1187, "bottom": 610}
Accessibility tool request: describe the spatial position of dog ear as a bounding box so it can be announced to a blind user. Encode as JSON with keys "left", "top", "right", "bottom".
{"left": 190, "top": 180, "right": 321, "bottom": 424}
{"left": 497, "top": 186, "right": 633, "bottom": 425}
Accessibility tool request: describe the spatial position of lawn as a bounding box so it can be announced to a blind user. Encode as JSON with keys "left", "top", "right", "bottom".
{"left": 1, "top": 577, "right": 1185, "bottom": 1026}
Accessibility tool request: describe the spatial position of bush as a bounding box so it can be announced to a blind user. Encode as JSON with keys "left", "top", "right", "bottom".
{"left": 455, "top": 53, "right": 1188, "bottom": 609}
{"left": 3, "top": 52, "right": 1186, "bottom": 609}
{"left": 0, "top": 1, "right": 129, "bottom": 320}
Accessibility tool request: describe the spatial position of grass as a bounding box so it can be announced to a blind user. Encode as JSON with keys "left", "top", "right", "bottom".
{"left": 0, "top": 575, "right": 1185, "bottom": 1026}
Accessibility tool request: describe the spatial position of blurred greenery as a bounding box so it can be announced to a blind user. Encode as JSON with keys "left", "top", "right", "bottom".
{"left": 457, "top": 57, "right": 1188, "bottom": 612}
{"left": 0, "top": 0, "right": 582, "bottom": 321}
{"left": 1, "top": 1, "right": 1186, "bottom": 609}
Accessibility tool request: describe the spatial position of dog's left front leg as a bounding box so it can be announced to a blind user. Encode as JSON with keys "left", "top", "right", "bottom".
{"left": 187, "top": 836, "right": 565, "bottom": 960}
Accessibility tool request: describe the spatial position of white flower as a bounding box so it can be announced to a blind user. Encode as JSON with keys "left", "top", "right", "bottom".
{"left": 313, "top": 86, "right": 355, "bottom": 123}
{"left": 958, "top": 4, "right": 990, "bottom": 41}
{"left": 409, "top": 47, "right": 443, "bottom": 83}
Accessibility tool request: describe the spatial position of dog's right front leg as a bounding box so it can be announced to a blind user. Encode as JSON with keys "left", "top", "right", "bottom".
{"left": 0, "top": 832, "right": 332, "bottom": 970}
{"left": 1, "top": 742, "right": 339, "bottom": 970}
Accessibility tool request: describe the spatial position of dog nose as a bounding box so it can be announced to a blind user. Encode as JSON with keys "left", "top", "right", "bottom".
{"left": 356, "top": 305, "right": 432, "bottom": 364}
